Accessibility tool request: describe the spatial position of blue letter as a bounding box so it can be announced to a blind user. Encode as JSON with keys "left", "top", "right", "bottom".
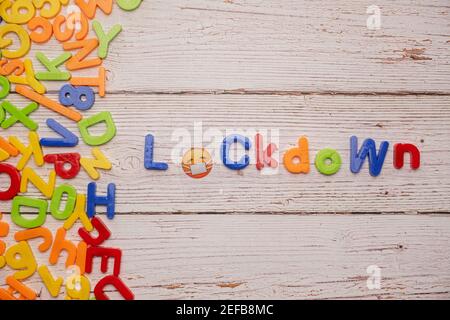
{"left": 144, "top": 134, "right": 168, "bottom": 170}
{"left": 350, "top": 136, "right": 389, "bottom": 177}
{"left": 221, "top": 134, "right": 251, "bottom": 170}
{"left": 87, "top": 182, "right": 116, "bottom": 219}
{"left": 40, "top": 118, "right": 79, "bottom": 147}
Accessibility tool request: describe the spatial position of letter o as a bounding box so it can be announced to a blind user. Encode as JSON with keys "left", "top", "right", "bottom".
{"left": 315, "top": 148, "right": 342, "bottom": 176}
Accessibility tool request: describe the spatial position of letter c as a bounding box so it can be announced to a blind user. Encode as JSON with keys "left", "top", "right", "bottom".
{"left": 221, "top": 134, "right": 251, "bottom": 170}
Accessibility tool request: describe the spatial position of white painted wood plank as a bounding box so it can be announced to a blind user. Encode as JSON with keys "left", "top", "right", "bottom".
{"left": 1, "top": 215, "right": 450, "bottom": 299}
{"left": 1, "top": 94, "right": 449, "bottom": 214}
{"left": 20, "top": 0, "right": 450, "bottom": 94}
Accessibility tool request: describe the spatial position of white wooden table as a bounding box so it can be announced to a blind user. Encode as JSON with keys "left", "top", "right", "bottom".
{"left": 1, "top": 0, "right": 450, "bottom": 299}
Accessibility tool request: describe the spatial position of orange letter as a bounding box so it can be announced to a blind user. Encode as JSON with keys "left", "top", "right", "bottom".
{"left": 75, "top": 0, "right": 112, "bottom": 19}
{"left": 283, "top": 136, "right": 310, "bottom": 174}
{"left": 63, "top": 38, "right": 101, "bottom": 71}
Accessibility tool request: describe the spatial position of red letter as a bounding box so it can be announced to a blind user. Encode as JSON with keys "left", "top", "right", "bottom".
{"left": 0, "top": 163, "right": 21, "bottom": 200}
{"left": 85, "top": 246, "right": 121, "bottom": 276}
{"left": 94, "top": 275, "right": 134, "bottom": 300}
{"left": 44, "top": 153, "right": 81, "bottom": 179}
{"left": 394, "top": 143, "right": 420, "bottom": 170}
{"left": 78, "top": 216, "right": 111, "bottom": 246}
{"left": 255, "top": 133, "right": 278, "bottom": 170}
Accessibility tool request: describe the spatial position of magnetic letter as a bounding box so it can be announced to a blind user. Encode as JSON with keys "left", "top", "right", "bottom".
{"left": 255, "top": 133, "right": 278, "bottom": 170}
{"left": 11, "top": 196, "right": 48, "bottom": 229}
{"left": 78, "top": 111, "right": 116, "bottom": 146}
{"left": 94, "top": 275, "right": 134, "bottom": 300}
{"left": 85, "top": 246, "right": 121, "bottom": 276}
{"left": 63, "top": 194, "right": 93, "bottom": 232}
{"left": 92, "top": 20, "right": 122, "bottom": 59}
{"left": 80, "top": 147, "right": 112, "bottom": 180}
{"left": 5, "top": 241, "right": 37, "bottom": 280}
{"left": 221, "top": 134, "right": 251, "bottom": 170}
{"left": 0, "top": 163, "right": 21, "bottom": 200}
{"left": 75, "top": 0, "right": 112, "bottom": 19}
{"left": 15, "top": 227, "right": 53, "bottom": 253}
{"left": 350, "top": 136, "right": 389, "bottom": 177}
{"left": 20, "top": 167, "right": 56, "bottom": 198}
{"left": 63, "top": 38, "right": 101, "bottom": 71}
{"left": 78, "top": 216, "right": 111, "bottom": 246}
{"left": 0, "top": 100, "right": 38, "bottom": 130}
{"left": 44, "top": 153, "right": 81, "bottom": 179}
{"left": 283, "top": 136, "right": 310, "bottom": 174}
{"left": 35, "top": 52, "right": 72, "bottom": 81}
{"left": 38, "top": 265, "right": 63, "bottom": 298}
{"left": 0, "top": 276, "right": 36, "bottom": 300}
{"left": 9, "top": 131, "right": 44, "bottom": 170}
{"left": 87, "top": 182, "right": 115, "bottom": 219}
{"left": 144, "top": 134, "right": 168, "bottom": 170}
{"left": 50, "top": 184, "right": 77, "bottom": 220}
{"left": 49, "top": 228, "right": 77, "bottom": 268}
{"left": 40, "top": 118, "right": 79, "bottom": 147}
{"left": 315, "top": 148, "right": 342, "bottom": 176}
{"left": 393, "top": 143, "right": 420, "bottom": 170}
{"left": 0, "top": 75, "right": 10, "bottom": 99}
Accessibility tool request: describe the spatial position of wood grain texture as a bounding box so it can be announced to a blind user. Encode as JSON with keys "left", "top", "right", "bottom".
{"left": 23, "top": 0, "right": 450, "bottom": 94}
{"left": 1, "top": 215, "right": 450, "bottom": 299}
{"left": 1, "top": 0, "right": 450, "bottom": 300}
{"left": 1, "top": 94, "right": 449, "bottom": 214}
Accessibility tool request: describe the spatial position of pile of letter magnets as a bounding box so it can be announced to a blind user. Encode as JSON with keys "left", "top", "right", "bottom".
{"left": 0, "top": 0, "right": 142, "bottom": 300}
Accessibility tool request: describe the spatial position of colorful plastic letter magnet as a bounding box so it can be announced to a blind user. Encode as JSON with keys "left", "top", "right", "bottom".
{"left": 38, "top": 265, "right": 63, "bottom": 298}
{"left": 59, "top": 84, "right": 95, "bottom": 111}
{"left": 94, "top": 275, "right": 134, "bottom": 300}
{"left": 63, "top": 194, "right": 93, "bottom": 232}
{"left": 0, "top": 75, "right": 11, "bottom": 99}
{"left": 144, "top": 134, "right": 168, "bottom": 170}
{"left": 85, "top": 246, "right": 122, "bottom": 276}
{"left": 0, "top": 100, "right": 38, "bottom": 131}
{"left": 50, "top": 184, "right": 77, "bottom": 220}
{"left": 116, "top": 0, "right": 142, "bottom": 11}
{"left": 80, "top": 147, "right": 112, "bottom": 180}
{"left": 5, "top": 241, "right": 37, "bottom": 280}
{"left": 92, "top": 21, "right": 122, "bottom": 59}
{"left": 49, "top": 228, "right": 76, "bottom": 268}
{"left": 40, "top": 119, "right": 79, "bottom": 147}
{"left": 0, "top": 163, "right": 21, "bottom": 200}
{"left": 87, "top": 182, "right": 115, "bottom": 219}
{"left": 14, "top": 227, "right": 53, "bottom": 253}
{"left": 78, "top": 111, "right": 116, "bottom": 146}
{"left": 315, "top": 148, "right": 342, "bottom": 176}
{"left": 44, "top": 153, "right": 81, "bottom": 179}
{"left": 78, "top": 216, "right": 111, "bottom": 246}
{"left": 11, "top": 196, "right": 48, "bottom": 229}
{"left": 394, "top": 143, "right": 421, "bottom": 170}
{"left": 221, "top": 134, "right": 251, "bottom": 170}
{"left": 0, "top": 276, "right": 37, "bottom": 300}
{"left": 35, "top": 52, "right": 71, "bottom": 81}
{"left": 283, "top": 137, "right": 310, "bottom": 174}
{"left": 350, "top": 136, "right": 389, "bottom": 177}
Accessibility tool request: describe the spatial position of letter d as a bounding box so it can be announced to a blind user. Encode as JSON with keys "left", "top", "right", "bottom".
{"left": 283, "top": 136, "right": 310, "bottom": 174}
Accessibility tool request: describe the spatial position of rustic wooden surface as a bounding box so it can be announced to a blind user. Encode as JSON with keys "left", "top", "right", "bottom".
{"left": 2, "top": 94, "right": 450, "bottom": 214}
{"left": 2, "top": 215, "right": 450, "bottom": 299}
{"left": 1, "top": 0, "right": 450, "bottom": 299}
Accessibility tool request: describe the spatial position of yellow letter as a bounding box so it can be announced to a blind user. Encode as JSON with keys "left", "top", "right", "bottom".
{"left": 38, "top": 265, "right": 63, "bottom": 297}
{"left": 80, "top": 147, "right": 112, "bottom": 180}
{"left": 0, "top": 24, "right": 31, "bottom": 58}
{"left": 20, "top": 167, "right": 56, "bottom": 198}
{"left": 63, "top": 194, "right": 93, "bottom": 232}
{"left": 9, "top": 132, "right": 44, "bottom": 170}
